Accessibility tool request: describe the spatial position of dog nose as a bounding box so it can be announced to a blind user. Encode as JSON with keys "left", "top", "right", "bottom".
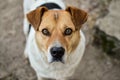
{"left": 50, "top": 47, "right": 65, "bottom": 59}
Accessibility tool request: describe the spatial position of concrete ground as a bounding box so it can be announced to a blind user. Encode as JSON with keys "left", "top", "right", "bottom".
{"left": 0, "top": 0, "right": 120, "bottom": 80}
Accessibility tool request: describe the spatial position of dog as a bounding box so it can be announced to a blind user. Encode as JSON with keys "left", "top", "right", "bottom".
{"left": 23, "top": 0, "right": 88, "bottom": 80}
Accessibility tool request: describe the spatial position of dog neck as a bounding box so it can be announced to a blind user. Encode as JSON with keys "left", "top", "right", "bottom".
{"left": 37, "top": 3, "right": 62, "bottom": 10}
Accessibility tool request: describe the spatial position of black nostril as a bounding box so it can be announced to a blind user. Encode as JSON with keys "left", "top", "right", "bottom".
{"left": 50, "top": 47, "right": 65, "bottom": 58}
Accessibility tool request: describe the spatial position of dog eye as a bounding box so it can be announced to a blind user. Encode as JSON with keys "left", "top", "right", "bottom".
{"left": 64, "top": 28, "right": 72, "bottom": 36}
{"left": 42, "top": 28, "right": 50, "bottom": 36}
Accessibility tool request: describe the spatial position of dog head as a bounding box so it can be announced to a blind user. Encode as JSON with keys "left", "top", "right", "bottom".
{"left": 27, "top": 6, "right": 88, "bottom": 63}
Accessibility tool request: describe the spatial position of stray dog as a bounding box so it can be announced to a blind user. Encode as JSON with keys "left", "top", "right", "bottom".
{"left": 23, "top": 0, "right": 88, "bottom": 80}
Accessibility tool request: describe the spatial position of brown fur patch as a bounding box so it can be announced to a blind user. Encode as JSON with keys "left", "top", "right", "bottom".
{"left": 27, "top": 7, "right": 48, "bottom": 31}
{"left": 66, "top": 6, "right": 88, "bottom": 30}
{"left": 35, "top": 10, "right": 81, "bottom": 54}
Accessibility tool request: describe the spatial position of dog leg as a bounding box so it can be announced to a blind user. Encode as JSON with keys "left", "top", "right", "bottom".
{"left": 38, "top": 77, "right": 43, "bottom": 80}
{"left": 38, "top": 77, "right": 46, "bottom": 80}
{"left": 24, "top": 38, "right": 29, "bottom": 59}
{"left": 24, "top": 45, "right": 28, "bottom": 58}
{"left": 56, "top": 78, "right": 67, "bottom": 80}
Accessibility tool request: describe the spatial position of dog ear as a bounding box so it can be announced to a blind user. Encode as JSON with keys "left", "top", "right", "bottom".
{"left": 66, "top": 6, "right": 88, "bottom": 30}
{"left": 27, "top": 7, "right": 48, "bottom": 31}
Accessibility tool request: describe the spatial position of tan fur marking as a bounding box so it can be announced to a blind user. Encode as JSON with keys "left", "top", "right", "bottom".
{"left": 54, "top": 12, "right": 59, "bottom": 21}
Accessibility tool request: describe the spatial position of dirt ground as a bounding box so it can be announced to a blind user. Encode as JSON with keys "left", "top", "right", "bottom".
{"left": 0, "top": 0, "right": 120, "bottom": 80}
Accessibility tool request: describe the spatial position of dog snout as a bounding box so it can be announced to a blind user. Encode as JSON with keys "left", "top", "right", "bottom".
{"left": 50, "top": 47, "right": 65, "bottom": 60}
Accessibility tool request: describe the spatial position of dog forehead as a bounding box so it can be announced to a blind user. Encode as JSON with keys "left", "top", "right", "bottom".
{"left": 43, "top": 10, "right": 71, "bottom": 20}
{"left": 39, "top": 10, "right": 75, "bottom": 31}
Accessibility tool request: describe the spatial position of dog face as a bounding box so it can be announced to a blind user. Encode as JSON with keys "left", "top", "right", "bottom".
{"left": 27, "top": 6, "right": 88, "bottom": 63}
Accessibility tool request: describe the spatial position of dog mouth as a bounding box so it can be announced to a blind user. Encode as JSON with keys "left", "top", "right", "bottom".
{"left": 50, "top": 57, "right": 65, "bottom": 64}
